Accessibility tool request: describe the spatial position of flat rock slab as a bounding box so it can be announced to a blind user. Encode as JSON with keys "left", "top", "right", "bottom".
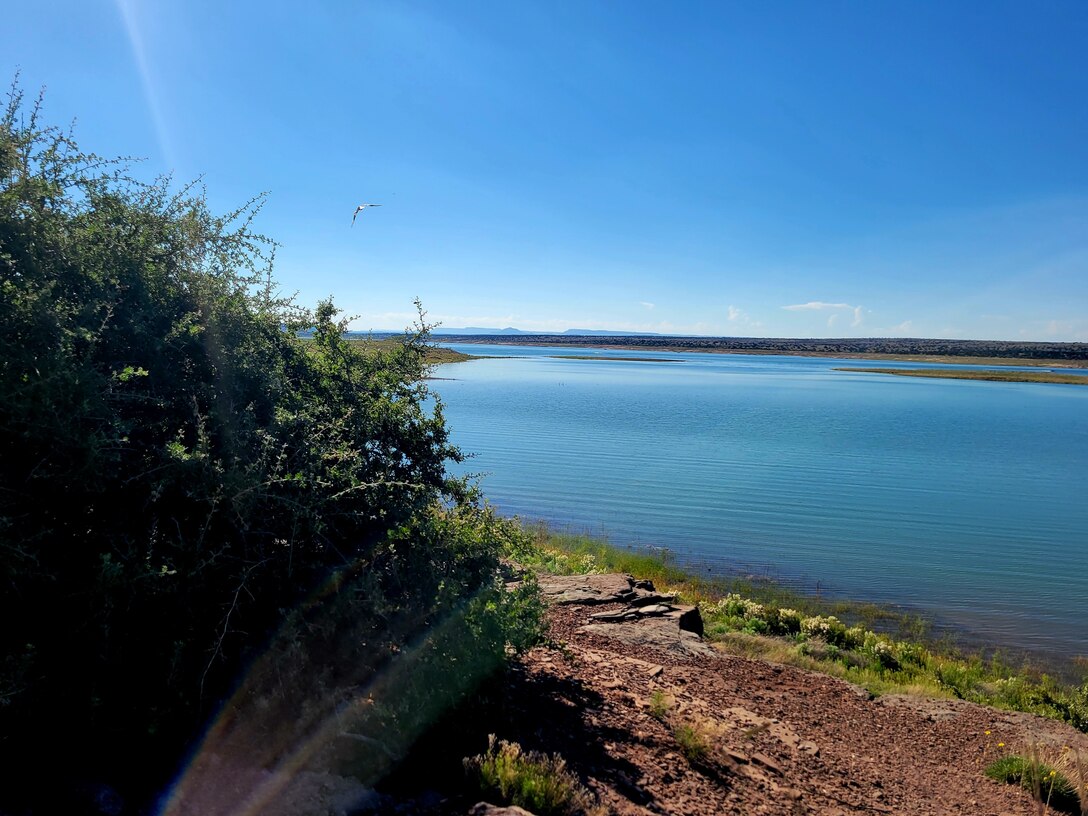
{"left": 627, "top": 592, "right": 679, "bottom": 607}
{"left": 538, "top": 573, "right": 642, "bottom": 605}
{"left": 588, "top": 603, "right": 673, "bottom": 622}
{"left": 579, "top": 617, "right": 714, "bottom": 658}
{"left": 587, "top": 604, "right": 705, "bottom": 637}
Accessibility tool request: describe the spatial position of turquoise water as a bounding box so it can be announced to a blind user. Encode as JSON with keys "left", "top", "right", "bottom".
{"left": 432, "top": 345, "right": 1088, "bottom": 660}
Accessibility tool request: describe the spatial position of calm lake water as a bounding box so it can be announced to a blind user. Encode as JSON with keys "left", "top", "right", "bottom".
{"left": 432, "top": 344, "right": 1088, "bottom": 662}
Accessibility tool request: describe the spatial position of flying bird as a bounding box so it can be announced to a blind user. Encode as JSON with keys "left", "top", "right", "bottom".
{"left": 351, "top": 203, "right": 382, "bottom": 226}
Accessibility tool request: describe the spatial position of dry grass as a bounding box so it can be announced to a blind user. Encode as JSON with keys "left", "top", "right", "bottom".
{"left": 673, "top": 720, "right": 712, "bottom": 764}
{"left": 984, "top": 742, "right": 1088, "bottom": 815}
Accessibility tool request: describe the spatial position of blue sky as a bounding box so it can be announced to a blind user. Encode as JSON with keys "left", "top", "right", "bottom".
{"left": 5, "top": 1, "right": 1087, "bottom": 339}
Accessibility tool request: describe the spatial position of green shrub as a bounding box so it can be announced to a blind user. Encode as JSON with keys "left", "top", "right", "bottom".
{"left": 770, "top": 606, "right": 803, "bottom": 634}
{"left": 743, "top": 617, "right": 770, "bottom": 635}
{"left": 867, "top": 638, "right": 900, "bottom": 670}
{"left": 936, "top": 661, "right": 984, "bottom": 700}
{"left": 465, "top": 735, "right": 600, "bottom": 816}
{"left": 0, "top": 80, "right": 542, "bottom": 806}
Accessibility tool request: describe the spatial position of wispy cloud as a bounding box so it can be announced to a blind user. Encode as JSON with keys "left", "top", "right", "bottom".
{"left": 727, "top": 304, "right": 763, "bottom": 329}
{"left": 639, "top": 301, "right": 655, "bottom": 310}
{"left": 1018, "top": 319, "right": 1088, "bottom": 342}
{"left": 783, "top": 300, "right": 865, "bottom": 328}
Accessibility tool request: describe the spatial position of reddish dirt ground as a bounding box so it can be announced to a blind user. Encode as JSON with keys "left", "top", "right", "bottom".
{"left": 463, "top": 589, "right": 1088, "bottom": 816}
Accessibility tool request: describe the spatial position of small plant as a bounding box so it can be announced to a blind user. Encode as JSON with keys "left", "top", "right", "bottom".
{"left": 869, "top": 639, "right": 900, "bottom": 670}
{"left": 465, "top": 734, "right": 600, "bottom": 816}
{"left": 985, "top": 754, "right": 1081, "bottom": 815}
{"left": 648, "top": 689, "right": 671, "bottom": 720}
{"left": 673, "top": 719, "right": 711, "bottom": 764}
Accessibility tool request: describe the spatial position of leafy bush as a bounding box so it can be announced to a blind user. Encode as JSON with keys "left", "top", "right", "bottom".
{"left": 0, "top": 80, "right": 541, "bottom": 806}
{"left": 936, "top": 661, "right": 986, "bottom": 700}
{"left": 465, "top": 735, "right": 600, "bottom": 816}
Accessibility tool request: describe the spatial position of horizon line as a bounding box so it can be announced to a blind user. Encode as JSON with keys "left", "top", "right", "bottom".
{"left": 352, "top": 329, "right": 1088, "bottom": 346}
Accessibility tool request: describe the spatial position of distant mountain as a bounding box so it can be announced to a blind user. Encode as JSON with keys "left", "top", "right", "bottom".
{"left": 562, "top": 328, "right": 665, "bottom": 336}
{"left": 431, "top": 327, "right": 531, "bottom": 335}
{"left": 430, "top": 327, "right": 665, "bottom": 336}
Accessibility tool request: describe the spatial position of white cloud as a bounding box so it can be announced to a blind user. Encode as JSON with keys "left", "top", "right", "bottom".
{"left": 1016, "top": 319, "right": 1088, "bottom": 341}
{"left": 782, "top": 301, "right": 854, "bottom": 311}
{"left": 892, "top": 320, "right": 913, "bottom": 333}
{"left": 640, "top": 301, "right": 655, "bottom": 310}
{"left": 727, "top": 305, "right": 763, "bottom": 330}
{"left": 1040, "top": 319, "right": 1088, "bottom": 341}
{"left": 783, "top": 300, "right": 864, "bottom": 328}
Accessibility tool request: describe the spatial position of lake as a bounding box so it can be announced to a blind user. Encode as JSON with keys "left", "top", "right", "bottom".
{"left": 431, "top": 344, "right": 1088, "bottom": 663}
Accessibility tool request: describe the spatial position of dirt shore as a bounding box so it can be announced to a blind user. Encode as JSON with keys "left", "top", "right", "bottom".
{"left": 467, "top": 580, "right": 1088, "bottom": 816}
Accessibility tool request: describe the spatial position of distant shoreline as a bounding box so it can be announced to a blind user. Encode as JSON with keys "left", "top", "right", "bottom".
{"left": 550, "top": 354, "right": 683, "bottom": 363}
{"left": 436, "top": 334, "right": 1088, "bottom": 369}
{"left": 837, "top": 367, "right": 1088, "bottom": 385}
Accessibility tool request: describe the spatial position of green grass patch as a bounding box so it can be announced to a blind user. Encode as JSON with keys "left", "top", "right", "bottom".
{"left": 464, "top": 735, "right": 601, "bottom": 816}
{"left": 836, "top": 367, "right": 1088, "bottom": 385}
{"left": 340, "top": 336, "right": 476, "bottom": 364}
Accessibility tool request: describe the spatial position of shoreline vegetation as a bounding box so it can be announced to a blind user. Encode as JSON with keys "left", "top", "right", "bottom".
{"left": 835, "top": 367, "right": 1088, "bottom": 385}
{"left": 513, "top": 522, "right": 1088, "bottom": 733}
{"left": 341, "top": 337, "right": 476, "bottom": 365}
{"left": 432, "top": 334, "right": 1088, "bottom": 369}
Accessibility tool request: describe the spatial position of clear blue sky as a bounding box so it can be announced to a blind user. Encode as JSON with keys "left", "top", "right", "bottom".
{"left": 6, "top": 1, "right": 1087, "bottom": 339}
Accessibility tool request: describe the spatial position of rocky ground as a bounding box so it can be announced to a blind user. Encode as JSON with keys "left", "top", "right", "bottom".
{"left": 449, "top": 573, "right": 1088, "bottom": 816}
